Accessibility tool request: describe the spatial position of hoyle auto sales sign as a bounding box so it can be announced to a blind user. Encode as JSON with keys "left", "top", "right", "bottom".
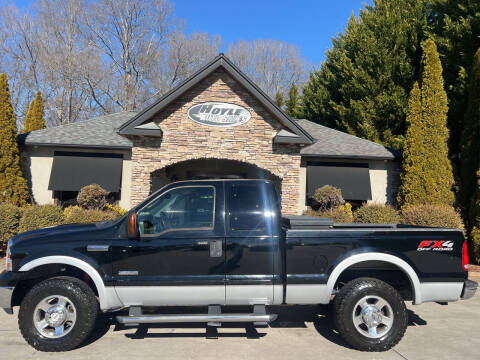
{"left": 187, "top": 102, "right": 251, "bottom": 127}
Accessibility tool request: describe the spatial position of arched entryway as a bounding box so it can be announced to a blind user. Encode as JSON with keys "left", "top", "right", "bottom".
{"left": 149, "top": 158, "right": 282, "bottom": 196}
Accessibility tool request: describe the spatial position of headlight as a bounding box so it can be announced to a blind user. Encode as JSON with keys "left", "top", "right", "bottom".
{"left": 5, "top": 240, "right": 12, "bottom": 272}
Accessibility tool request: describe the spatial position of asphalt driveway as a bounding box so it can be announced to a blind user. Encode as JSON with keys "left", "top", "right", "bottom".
{"left": 0, "top": 274, "right": 479, "bottom": 360}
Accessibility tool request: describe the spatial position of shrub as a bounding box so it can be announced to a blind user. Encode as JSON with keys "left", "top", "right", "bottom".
{"left": 472, "top": 227, "right": 480, "bottom": 264}
{"left": 304, "top": 203, "right": 353, "bottom": 223}
{"left": 312, "top": 185, "right": 344, "bottom": 211}
{"left": 63, "top": 205, "right": 82, "bottom": 219}
{"left": 19, "top": 205, "right": 65, "bottom": 233}
{"left": 77, "top": 184, "right": 108, "bottom": 210}
{"left": 0, "top": 203, "right": 21, "bottom": 251}
{"left": 64, "top": 207, "right": 119, "bottom": 224}
{"left": 400, "top": 204, "right": 464, "bottom": 230}
{"left": 354, "top": 204, "right": 400, "bottom": 224}
{"left": 105, "top": 203, "right": 128, "bottom": 216}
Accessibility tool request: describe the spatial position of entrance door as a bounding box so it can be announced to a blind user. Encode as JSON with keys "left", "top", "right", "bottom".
{"left": 111, "top": 182, "right": 226, "bottom": 306}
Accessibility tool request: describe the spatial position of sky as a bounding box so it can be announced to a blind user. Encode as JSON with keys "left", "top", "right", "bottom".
{"left": 176, "top": 0, "right": 370, "bottom": 65}
{"left": 12, "top": 0, "right": 371, "bottom": 66}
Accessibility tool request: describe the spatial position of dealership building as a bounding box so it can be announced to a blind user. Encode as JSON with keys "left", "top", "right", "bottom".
{"left": 18, "top": 54, "right": 400, "bottom": 214}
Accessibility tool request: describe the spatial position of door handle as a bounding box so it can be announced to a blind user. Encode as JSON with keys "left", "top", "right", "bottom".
{"left": 209, "top": 240, "right": 222, "bottom": 258}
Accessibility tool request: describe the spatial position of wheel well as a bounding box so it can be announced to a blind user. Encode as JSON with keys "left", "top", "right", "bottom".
{"left": 12, "top": 264, "right": 99, "bottom": 307}
{"left": 333, "top": 260, "right": 414, "bottom": 301}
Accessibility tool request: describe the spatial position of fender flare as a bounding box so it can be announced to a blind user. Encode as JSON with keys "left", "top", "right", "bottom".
{"left": 19, "top": 256, "right": 122, "bottom": 310}
{"left": 326, "top": 252, "right": 421, "bottom": 304}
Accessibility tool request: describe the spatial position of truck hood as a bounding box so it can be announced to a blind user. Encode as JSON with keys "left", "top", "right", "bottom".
{"left": 9, "top": 223, "right": 100, "bottom": 247}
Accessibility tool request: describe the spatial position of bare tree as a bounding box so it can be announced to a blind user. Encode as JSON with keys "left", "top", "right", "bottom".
{"left": 35, "top": 0, "right": 95, "bottom": 125}
{"left": 0, "top": 1, "right": 311, "bottom": 129}
{"left": 83, "top": 0, "right": 177, "bottom": 111}
{"left": 147, "top": 32, "right": 221, "bottom": 100}
{"left": 0, "top": 5, "right": 42, "bottom": 128}
{"left": 227, "top": 39, "right": 310, "bottom": 99}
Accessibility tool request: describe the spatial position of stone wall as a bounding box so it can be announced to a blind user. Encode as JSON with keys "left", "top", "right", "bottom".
{"left": 129, "top": 68, "right": 302, "bottom": 214}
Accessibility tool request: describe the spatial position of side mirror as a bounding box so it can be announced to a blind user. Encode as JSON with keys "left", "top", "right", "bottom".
{"left": 127, "top": 212, "right": 138, "bottom": 239}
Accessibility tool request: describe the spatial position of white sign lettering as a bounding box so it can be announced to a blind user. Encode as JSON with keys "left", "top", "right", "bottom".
{"left": 187, "top": 102, "right": 251, "bottom": 127}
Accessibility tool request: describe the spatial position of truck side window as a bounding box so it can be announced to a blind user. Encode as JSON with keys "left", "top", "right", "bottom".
{"left": 229, "top": 184, "right": 267, "bottom": 231}
{"left": 137, "top": 186, "right": 215, "bottom": 235}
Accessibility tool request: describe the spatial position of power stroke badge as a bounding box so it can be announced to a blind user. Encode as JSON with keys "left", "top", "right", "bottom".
{"left": 187, "top": 102, "right": 251, "bottom": 127}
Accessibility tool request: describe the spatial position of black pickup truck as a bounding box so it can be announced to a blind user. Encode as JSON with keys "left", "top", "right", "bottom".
{"left": 0, "top": 179, "right": 477, "bottom": 352}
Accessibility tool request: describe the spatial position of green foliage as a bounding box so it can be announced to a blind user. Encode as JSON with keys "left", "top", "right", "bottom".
{"left": 460, "top": 49, "right": 480, "bottom": 228}
{"left": 301, "top": 0, "right": 427, "bottom": 150}
{"left": 18, "top": 205, "right": 65, "bottom": 233}
{"left": 105, "top": 203, "right": 128, "bottom": 216}
{"left": 0, "top": 73, "right": 29, "bottom": 206}
{"left": 398, "top": 39, "right": 455, "bottom": 207}
{"left": 77, "top": 184, "right": 108, "bottom": 210}
{"left": 353, "top": 204, "right": 400, "bottom": 224}
{"left": 303, "top": 203, "right": 354, "bottom": 223}
{"left": 312, "top": 185, "right": 344, "bottom": 211}
{"left": 400, "top": 204, "right": 464, "bottom": 229}
{"left": 428, "top": 0, "right": 480, "bottom": 167}
{"left": 472, "top": 227, "right": 480, "bottom": 264}
{"left": 23, "top": 91, "right": 46, "bottom": 133}
{"left": 274, "top": 92, "right": 284, "bottom": 108}
{"left": 285, "top": 83, "right": 301, "bottom": 118}
{"left": 64, "top": 207, "right": 119, "bottom": 224}
{"left": 0, "top": 203, "right": 21, "bottom": 251}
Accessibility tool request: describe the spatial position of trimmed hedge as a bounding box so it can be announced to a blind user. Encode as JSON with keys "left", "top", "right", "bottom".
{"left": 64, "top": 207, "right": 120, "bottom": 224}
{"left": 400, "top": 204, "right": 464, "bottom": 229}
{"left": 304, "top": 203, "right": 354, "bottom": 223}
{"left": 354, "top": 204, "right": 400, "bottom": 224}
{"left": 105, "top": 203, "right": 128, "bottom": 216}
{"left": 19, "top": 205, "right": 65, "bottom": 233}
{"left": 0, "top": 203, "right": 21, "bottom": 251}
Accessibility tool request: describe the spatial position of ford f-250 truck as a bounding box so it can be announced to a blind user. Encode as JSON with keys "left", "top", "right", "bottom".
{"left": 0, "top": 179, "right": 477, "bottom": 352}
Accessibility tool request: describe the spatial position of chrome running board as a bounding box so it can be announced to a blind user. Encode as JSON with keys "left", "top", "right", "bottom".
{"left": 115, "top": 305, "right": 277, "bottom": 326}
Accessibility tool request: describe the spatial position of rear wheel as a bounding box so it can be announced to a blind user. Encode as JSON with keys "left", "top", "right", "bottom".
{"left": 333, "top": 277, "right": 407, "bottom": 352}
{"left": 18, "top": 276, "right": 98, "bottom": 352}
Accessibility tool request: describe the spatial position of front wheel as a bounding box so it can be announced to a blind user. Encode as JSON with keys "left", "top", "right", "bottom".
{"left": 18, "top": 276, "right": 98, "bottom": 352}
{"left": 333, "top": 277, "right": 407, "bottom": 352}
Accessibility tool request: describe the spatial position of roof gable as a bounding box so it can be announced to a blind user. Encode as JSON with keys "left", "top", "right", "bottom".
{"left": 117, "top": 54, "right": 313, "bottom": 144}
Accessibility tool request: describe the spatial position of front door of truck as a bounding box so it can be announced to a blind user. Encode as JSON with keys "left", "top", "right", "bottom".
{"left": 224, "top": 181, "right": 278, "bottom": 305}
{"left": 111, "top": 182, "right": 226, "bottom": 306}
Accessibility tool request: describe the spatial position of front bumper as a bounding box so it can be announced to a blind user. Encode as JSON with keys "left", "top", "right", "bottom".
{"left": 461, "top": 280, "right": 478, "bottom": 300}
{"left": 0, "top": 271, "right": 24, "bottom": 314}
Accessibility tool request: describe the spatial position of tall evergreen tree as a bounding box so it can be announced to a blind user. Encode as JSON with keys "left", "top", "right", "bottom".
{"left": 398, "top": 39, "right": 455, "bottom": 207}
{"left": 460, "top": 48, "right": 480, "bottom": 229}
{"left": 301, "top": 0, "right": 427, "bottom": 150}
{"left": 23, "top": 91, "right": 46, "bottom": 133}
{"left": 0, "top": 73, "right": 29, "bottom": 206}
{"left": 285, "top": 83, "right": 301, "bottom": 118}
{"left": 428, "top": 0, "right": 480, "bottom": 166}
{"left": 274, "top": 92, "right": 284, "bottom": 108}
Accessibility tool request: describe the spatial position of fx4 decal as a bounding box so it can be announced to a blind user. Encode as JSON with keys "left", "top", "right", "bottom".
{"left": 417, "top": 240, "right": 454, "bottom": 252}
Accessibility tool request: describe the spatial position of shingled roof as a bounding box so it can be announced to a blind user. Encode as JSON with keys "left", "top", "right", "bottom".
{"left": 18, "top": 112, "right": 136, "bottom": 149}
{"left": 18, "top": 112, "right": 399, "bottom": 160}
{"left": 296, "top": 119, "right": 399, "bottom": 160}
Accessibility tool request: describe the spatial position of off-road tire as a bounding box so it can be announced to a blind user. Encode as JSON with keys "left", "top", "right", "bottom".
{"left": 333, "top": 277, "right": 407, "bottom": 352}
{"left": 18, "top": 276, "right": 98, "bottom": 352}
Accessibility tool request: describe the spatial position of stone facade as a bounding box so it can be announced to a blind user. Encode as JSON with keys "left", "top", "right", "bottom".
{"left": 129, "top": 68, "right": 303, "bottom": 214}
